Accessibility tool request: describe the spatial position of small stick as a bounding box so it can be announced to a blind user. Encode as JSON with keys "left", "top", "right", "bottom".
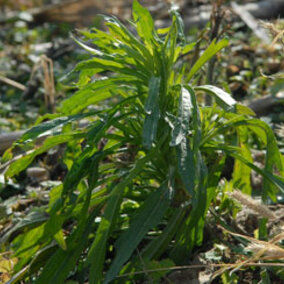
{"left": 0, "top": 75, "right": 26, "bottom": 91}
{"left": 231, "top": 2, "right": 270, "bottom": 44}
{"left": 116, "top": 262, "right": 284, "bottom": 278}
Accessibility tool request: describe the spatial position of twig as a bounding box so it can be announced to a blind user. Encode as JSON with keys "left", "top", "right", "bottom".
{"left": 136, "top": 248, "right": 153, "bottom": 283}
{"left": 260, "top": 20, "right": 284, "bottom": 48}
{"left": 41, "top": 55, "right": 56, "bottom": 112}
{"left": 231, "top": 2, "right": 271, "bottom": 44}
{"left": 115, "top": 262, "right": 284, "bottom": 279}
{"left": 0, "top": 75, "right": 26, "bottom": 91}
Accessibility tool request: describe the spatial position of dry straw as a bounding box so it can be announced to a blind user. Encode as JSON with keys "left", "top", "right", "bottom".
{"left": 228, "top": 190, "right": 276, "bottom": 220}
{"left": 211, "top": 226, "right": 284, "bottom": 281}
{"left": 260, "top": 20, "right": 284, "bottom": 47}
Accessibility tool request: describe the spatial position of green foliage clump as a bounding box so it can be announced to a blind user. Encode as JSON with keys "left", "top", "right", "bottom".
{"left": 2, "top": 1, "right": 284, "bottom": 283}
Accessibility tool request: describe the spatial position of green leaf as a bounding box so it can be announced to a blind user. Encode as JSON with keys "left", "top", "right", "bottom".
{"left": 1, "top": 211, "right": 47, "bottom": 243}
{"left": 226, "top": 150, "right": 284, "bottom": 195}
{"left": 71, "top": 34, "right": 106, "bottom": 57}
{"left": 195, "top": 85, "right": 236, "bottom": 110}
{"left": 39, "top": 196, "right": 65, "bottom": 247}
{"left": 62, "top": 148, "right": 96, "bottom": 197}
{"left": 186, "top": 38, "right": 228, "bottom": 82}
{"left": 247, "top": 119, "right": 283, "bottom": 200}
{"left": 88, "top": 150, "right": 156, "bottom": 283}
{"left": 5, "top": 132, "right": 84, "bottom": 178}
{"left": 184, "top": 85, "right": 201, "bottom": 152}
{"left": 177, "top": 138, "right": 195, "bottom": 196}
{"left": 143, "top": 77, "right": 161, "bottom": 148}
{"left": 6, "top": 266, "right": 30, "bottom": 284}
{"left": 170, "top": 5, "right": 185, "bottom": 44}
{"left": 192, "top": 152, "right": 208, "bottom": 243}
{"left": 144, "top": 76, "right": 161, "bottom": 115}
{"left": 20, "top": 113, "right": 94, "bottom": 142}
{"left": 235, "top": 104, "right": 256, "bottom": 116}
{"left": 88, "top": 190, "right": 123, "bottom": 284}
{"left": 163, "top": 17, "right": 177, "bottom": 72}
{"left": 13, "top": 225, "right": 45, "bottom": 271}
{"left": 34, "top": 210, "right": 98, "bottom": 284}
{"left": 29, "top": 243, "right": 58, "bottom": 274}
{"left": 104, "top": 15, "right": 153, "bottom": 68}
{"left": 181, "top": 42, "right": 196, "bottom": 55}
{"left": 233, "top": 145, "right": 252, "bottom": 195}
{"left": 60, "top": 77, "right": 137, "bottom": 114}
{"left": 34, "top": 179, "right": 96, "bottom": 284}
{"left": 174, "top": 85, "right": 201, "bottom": 198}
{"left": 74, "top": 56, "right": 148, "bottom": 82}
{"left": 200, "top": 115, "right": 247, "bottom": 146}
{"left": 171, "top": 153, "right": 208, "bottom": 262}
{"left": 104, "top": 184, "right": 170, "bottom": 283}
{"left": 143, "top": 259, "right": 175, "bottom": 282}
{"left": 142, "top": 207, "right": 185, "bottom": 260}
{"left": 133, "top": 0, "right": 157, "bottom": 51}
{"left": 233, "top": 128, "right": 252, "bottom": 195}
{"left": 143, "top": 107, "right": 160, "bottom": 148}
{"left": 171, "top": 87, "right": 192, "bottom": 146}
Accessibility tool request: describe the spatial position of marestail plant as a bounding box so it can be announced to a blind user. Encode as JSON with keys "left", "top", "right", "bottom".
{"left": 2, "top": 1, "right": 284, "bottom": 283}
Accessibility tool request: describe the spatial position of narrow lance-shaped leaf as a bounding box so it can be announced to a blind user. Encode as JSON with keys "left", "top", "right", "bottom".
{"left": 177, "top": 138, "right": 195, "bottom": 197}
{"left": 184, "top": 85, "right": 202, "bottom": 152}
{"left": 164, "top": 18, "right": 178, "bottom": 77}
{"left": 171, "top": 86, "right": 192, "bottom": 146}
{"left": 60, "top": 77, "right": 137, "bottom": 114}
{"left": 1, "top": 211, "right": 48, "bottom": 244}
{"left": 62, "top": 147, "right": 100, "bottom": 197}
{"left": 141, "top": 207, "right": 185, "bottom": 260}
{"left": 186, "top": 38, "right": 229, "bottom": 82}
{"left": 2, "top": 113, "right": 90, "bottom": 163}
{"left": 213, "top": 117, "right": 283, "bottom": 200}
{"left": 181, "top": 42, "right": 196, "bottom": 56}
{"left": 82, "top": 28, "right": 150, "bottom": 73}
{"left": 195, "top": 85, "right": 236, "bottom": 110}
{"left": 88, "top": 150, "right": 156, "bottom": 283}
{"left": 71, "top": 33, "right": 105, "bottom": 56}
{"left": 200, "top": 115, "right": 249, "bottom": 147}
{"left": 233, "top": 128, "right": 253, "bottom": 195}
{"left": 88, "top": 186, "right": 123, "bottom": 284}
{"left": 192, "top": 151, "right": 208, "bottom": 244}
{"left": 247, "top": 119, "right": 284, "bottom": 201}
{"left": 74, "top": 57, "right": 148, "bottom": 82}
{"left": 143, "top": 77, "right": 161, "bottom": 148}
{"left": 72, "top": 22, "right": 153, "bottom": 79}
{"left": 104, "top": 184, "right": 170, "bottom": 283}
{"left": 170, "top": 152, "right": 207, "bottom": 262}
{"left": 35, "top": 185, "right": 96, "bottom": 284}
{"left": 39, "top": 152, "right": 105, "bottom": 252}
{"left": 143, "top": 106, "right": 160, "bottom": 149}
{"left": 5, "top": 132, "right": 84, "bottom": 179}
{"left": 20, "top": 112, "right": 96, "bottom": 143}
{"left": 235, "top": 103, "right": 256, "bottom": 116}
{"left": 34, "top": 154, "right": 103, "bottom": 284}
{"left": 250, "top": 119, "right": 283, "bottom": 172}
{"left": 133, "top": 0, "right": 157, "bottom": 51}
{"left": 145, "top": 76, "right": 161, "bottom": 114}
{"left": 174, "top": 85, "right": 201, "bottom": 197}
{"left": 104, "top": 15, "right": 153, "bottom": 68}
{"left": 229, "top": 151, "right": 284, "bottom": 196}
{"left": 170, "top": 4, "right": 185, "bottom": 44}
{"left": 206, "top": 142, "right": 284, "bottom": 196}
{"left": 34, "top": 199, "right": 100, "bottom": 284}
